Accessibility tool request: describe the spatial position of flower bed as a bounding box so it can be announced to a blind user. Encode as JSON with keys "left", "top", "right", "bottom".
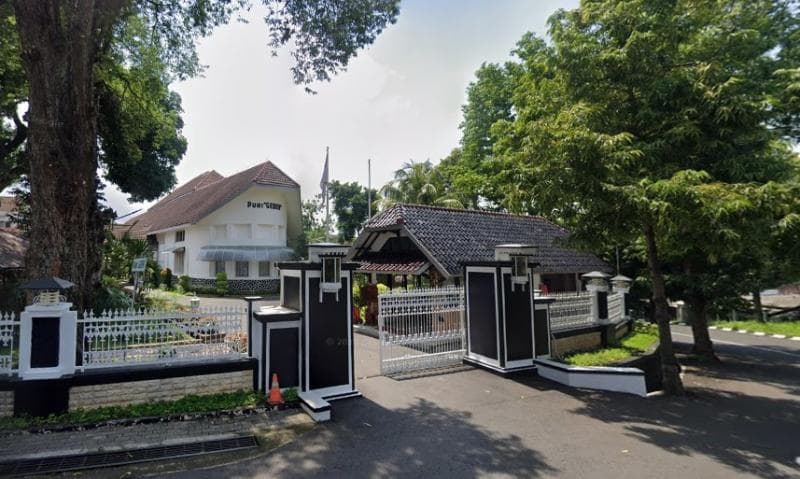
{"left": 561, "top": 322, "right": 659, "bottom": 367}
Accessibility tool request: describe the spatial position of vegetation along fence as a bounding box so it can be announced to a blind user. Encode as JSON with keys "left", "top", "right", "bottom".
{"left": 378, "top": 286, "right": 465, "bottom": 376}
{"left": 78, "top": 307, "right": 247, "bottom": 369}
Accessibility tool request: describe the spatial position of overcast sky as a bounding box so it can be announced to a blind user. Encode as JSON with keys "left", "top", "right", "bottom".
{"left": 105, "top": 0, "right": 579, "bottom": 218}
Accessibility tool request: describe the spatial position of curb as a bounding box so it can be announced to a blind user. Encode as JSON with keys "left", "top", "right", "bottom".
{"left": 708, "top": 325, "right": 800, "bottom": 341}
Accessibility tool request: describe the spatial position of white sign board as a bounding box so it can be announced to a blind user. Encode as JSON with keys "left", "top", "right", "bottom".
{"left": 131, "top": 257, "right": 147, "bottom": 273}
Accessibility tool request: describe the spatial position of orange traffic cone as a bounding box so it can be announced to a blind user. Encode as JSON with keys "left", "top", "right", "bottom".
{"left": 268, "top": 373, "right": 284, "bottom": 406}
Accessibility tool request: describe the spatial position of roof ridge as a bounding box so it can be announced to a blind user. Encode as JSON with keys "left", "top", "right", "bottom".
{"left": 390, "top": 203, "right": 563, "bottom": 229}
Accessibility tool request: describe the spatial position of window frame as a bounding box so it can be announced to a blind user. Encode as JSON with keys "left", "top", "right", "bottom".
{"left": 213, "top": 261, "right": 226, "bottom": 276}
{"left": 235, "top": 261, "right": 250, "bottom": 278}
{"left": 258, "top": 261, "right": 271, "bottom": 278}
{"left": 175, "top": 230, "right": 185, "bottom": 242}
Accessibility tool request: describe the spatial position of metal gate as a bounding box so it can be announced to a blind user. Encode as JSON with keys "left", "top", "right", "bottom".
{"left": 377, "top": 286, "right": 465, "bottom": 376}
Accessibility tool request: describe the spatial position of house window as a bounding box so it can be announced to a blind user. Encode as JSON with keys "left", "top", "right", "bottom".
{"left": 235, "top": 261, "right": 249, "bottom": 278}
{"left": 322, "top": 257, "right": 340, "bottom": 284}
{"left": 175, "top": 230, "right": 185, "bottom": 242}
{"left": 213, "top": 261, "right": 225, "bottom": 276}
{"left": 258, "top": 261, "right": 271, "bottom": 277}
{"left": 174, "top": 250, "right": 185, "bottom": 275}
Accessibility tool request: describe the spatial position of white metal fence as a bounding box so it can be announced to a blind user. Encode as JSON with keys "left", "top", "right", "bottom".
{"left": 378, "top": 287, "right": 465, "bottom": 376}
{"left": 0, "top": 312, "right": 18, "bottom": 376}
{"left": 78, "top": 307, "right": 247, "bottom": 369}
{"left": 607, "top": 292, "right": 624, "bottom": 323}
{"left": 548, "top": 292, "right": 594, "bottom": 330}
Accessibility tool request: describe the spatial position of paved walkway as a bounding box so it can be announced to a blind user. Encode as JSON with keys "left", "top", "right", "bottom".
{"left": 165, "top": 332, "right": 799, "bottom": 479}
{"left": 0, "top": 409, "right": 311, "bottom": 463}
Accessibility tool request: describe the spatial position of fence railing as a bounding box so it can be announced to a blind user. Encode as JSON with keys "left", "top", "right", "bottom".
{"left": 78, "top": 307, "right": 247, "bottom": 369}
{"left": 378, "top": 286, "right": 465, "bottom": 376}
{"left": 0, "top": 312, "right": 19, "bottom": 376}
{"left": 607, "top": 292, "right": 624, "bottom": 323}
{"left": 548, "top": 293, "right": 594, "bottom": 330}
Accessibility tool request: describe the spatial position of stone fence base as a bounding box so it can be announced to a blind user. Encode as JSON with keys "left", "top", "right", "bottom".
{"left": 0, "top": 359, "right": 257, "bottom": 417}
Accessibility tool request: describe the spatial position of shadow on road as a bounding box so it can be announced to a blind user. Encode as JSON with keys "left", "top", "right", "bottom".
{"left": 221, "top": 396, "right": 559, "bottom": 479}
{"left": 565, "top": 349, "right": 800, "bottom": 479}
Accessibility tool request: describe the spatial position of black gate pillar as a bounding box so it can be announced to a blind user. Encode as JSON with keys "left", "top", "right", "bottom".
{"left": 463, "top": 244, "right": 551, "bottom": 376}
{"left": 256, "top": 243, "right": 360, "bottom": 422}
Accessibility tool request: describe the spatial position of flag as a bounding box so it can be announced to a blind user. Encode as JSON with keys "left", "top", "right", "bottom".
{"left": 320, "top": 147, "right": 329, "bottom": 195}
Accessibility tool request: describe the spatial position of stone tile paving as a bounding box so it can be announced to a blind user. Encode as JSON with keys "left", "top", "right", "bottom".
{"left": 0, "top": 409, "right": 309, "bottom": 462}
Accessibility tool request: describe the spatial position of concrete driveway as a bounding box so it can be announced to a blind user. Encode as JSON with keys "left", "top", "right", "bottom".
{"left": 154, "top": 329, "right": 800, "bottom": 479}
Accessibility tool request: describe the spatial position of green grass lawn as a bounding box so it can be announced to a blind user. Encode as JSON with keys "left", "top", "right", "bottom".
{"left": 0, "top": 389, "right": 293, "bottom": 432}
{"left": 710, "top": 319, "right": 800, "bottom": 337}
{"left": 562, "top": 322, "right": 659, "bottom": 367}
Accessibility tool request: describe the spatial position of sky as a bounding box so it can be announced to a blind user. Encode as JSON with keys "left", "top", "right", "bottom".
{"left": 105, "top": 0, "right": 580, "bottom": 219}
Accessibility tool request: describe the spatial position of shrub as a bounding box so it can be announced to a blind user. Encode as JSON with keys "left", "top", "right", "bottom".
{"left": 352, "top": 283, "right": 363, "bottom": 308}
{"left": 376, "top": 283, "right": 390, "bottom": 295}
{"left": 179, "top": 275, "right": 191, "bottom": 293}
{"left": 215, "top": 272, "right": 229, "bottom": 296}
{"left": 160, "top": 268, "right": 173, "bottom": 290}
{"left": 149, "top": 266, "right": 161, "bottom": 289}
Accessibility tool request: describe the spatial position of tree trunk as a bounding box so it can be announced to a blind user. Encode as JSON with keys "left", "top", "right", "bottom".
{"left": 752, "top": 289, "right": 764, "bottom": 322}
{"left": 687, "top": 296, "right": 717, "bottom": 361}
{"left": 13, "top": 1, "right": 123, "bottom": 311}
{"left": 643, "top": 223, "right": 684, "bottom": 395}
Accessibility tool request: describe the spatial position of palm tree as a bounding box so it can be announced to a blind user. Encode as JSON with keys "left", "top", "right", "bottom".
{"left": 378, "top": 160, "right": 464, "bottom": 210}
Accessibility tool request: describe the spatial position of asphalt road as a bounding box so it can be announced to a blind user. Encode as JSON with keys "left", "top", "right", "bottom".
{"left": 81, "top": 328, "right": 800, "bottom": 479}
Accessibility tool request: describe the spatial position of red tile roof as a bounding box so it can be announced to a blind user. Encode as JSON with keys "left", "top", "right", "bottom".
{"left": 356, "top": 252, "right": 430, "bottom": 274}
{"left": 128, "top": 161, "right": 299, "bottom": 235}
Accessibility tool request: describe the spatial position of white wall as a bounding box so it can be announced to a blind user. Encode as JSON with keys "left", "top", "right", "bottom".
{"left": 155, "top": 185, "right": 295, "bottom": 280}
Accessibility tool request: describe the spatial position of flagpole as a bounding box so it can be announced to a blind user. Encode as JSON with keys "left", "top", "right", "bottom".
{"left": 325, "top": 147, "right": 330, "bottom": 242}
{"left": 367, "top": 158, "right": 372, "bottom": 219}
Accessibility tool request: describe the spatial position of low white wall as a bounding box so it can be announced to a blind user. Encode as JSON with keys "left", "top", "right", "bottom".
{"left": 535, "top": 359, "right": 647, "bottom": 397}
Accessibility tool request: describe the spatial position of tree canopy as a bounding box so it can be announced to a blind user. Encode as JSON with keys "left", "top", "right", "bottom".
{"left": 6, "top": 0, "right": 400, "bottom": 309}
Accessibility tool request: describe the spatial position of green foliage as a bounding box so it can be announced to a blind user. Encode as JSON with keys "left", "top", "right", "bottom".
{"left": 160, "top": 268, "right": 173, "bottom": 290}
{"left": 329, "top": 180, "right": 376, "bottom": 241}
{"left": 215, "top": 272, "right": 229, "bottom": 296}
{"left": 282, "top": 387, "right": 299, "bottom": 402}
{"left": 102, "top": 233, "right": 152, "bottom": 281}
{"left": 710, "top": 319, "right": 800, "bottom": 337}
{"left": 376, "top": 283, "right": 390, "bottom": 295}
{"left": 178, "top": 274, "right": 190, "bottom": 292}
{"left": 0, "top": 390, "right": 265, "bottom": 432}
{"left": 562, "top": 322, "right": 659, "bottom": 367}
{"left": 379, "top": 160, "right": 463, "bottom": 210}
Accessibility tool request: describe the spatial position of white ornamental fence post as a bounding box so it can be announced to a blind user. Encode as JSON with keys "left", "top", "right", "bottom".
{"left": 581, "top": 271, "right": 610, "bottom": 324}
{"left": 610, "top": 275, "right": 632, "bottom": 320}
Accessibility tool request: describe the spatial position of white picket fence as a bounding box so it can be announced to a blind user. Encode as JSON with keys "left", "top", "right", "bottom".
{"left": 78, "top": 307, "right": 247, "bottom": 369}
{"left": 548, "top": 292, "right": 594, "bottom": 330}
{"left": 0, "top": 312, "right": 18, "bottom": 376}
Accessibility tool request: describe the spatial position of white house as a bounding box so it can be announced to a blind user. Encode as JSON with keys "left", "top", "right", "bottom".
{"left": 126, "top": 161, "right": 302, "bottom": 294}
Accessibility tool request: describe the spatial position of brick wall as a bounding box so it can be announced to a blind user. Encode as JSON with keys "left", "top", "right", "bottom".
{"left": 68, "top": 370, "right": 252, "bottom": 411}
{"left": 0, "top": 390, "right": 12, "bottom": 417}
{"left": 553, "top": 331, "right": 602, "bottom": 356}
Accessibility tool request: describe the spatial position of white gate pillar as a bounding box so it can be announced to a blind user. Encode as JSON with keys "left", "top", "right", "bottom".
{"left": 19, "top": 296, "right": 77, "bottom": 380}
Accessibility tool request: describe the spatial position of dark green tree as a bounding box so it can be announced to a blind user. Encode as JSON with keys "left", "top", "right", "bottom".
{"left": 487, "top": 0, "right": 799, "bottom": 393}
{"left": 7, "top": 0, "right": 399, "bottom": 310}
{"left": 329, "top": 180, "right": 376, "bottom": 242}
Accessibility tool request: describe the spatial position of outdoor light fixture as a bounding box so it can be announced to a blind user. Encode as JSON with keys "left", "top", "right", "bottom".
{"left": 308, "top": 243, "right": 349, "bottom": 302}
{"left": 495, "top": 244, "right": 537, "bottom": 292}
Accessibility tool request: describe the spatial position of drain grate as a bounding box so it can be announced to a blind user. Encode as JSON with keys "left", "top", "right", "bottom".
{"left": 0, "top": 435, "right": 259, "bottom": 476}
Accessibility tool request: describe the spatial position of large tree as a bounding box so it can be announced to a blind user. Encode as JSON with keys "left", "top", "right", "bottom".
{"left": 487, "top": 0, "right": 799, "bottom": 394}
{"left": 329, "top": 180, "right": 376, "bottom": 242}
{"left": 7, "top": 0, "right": 399, "bottom": 310}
